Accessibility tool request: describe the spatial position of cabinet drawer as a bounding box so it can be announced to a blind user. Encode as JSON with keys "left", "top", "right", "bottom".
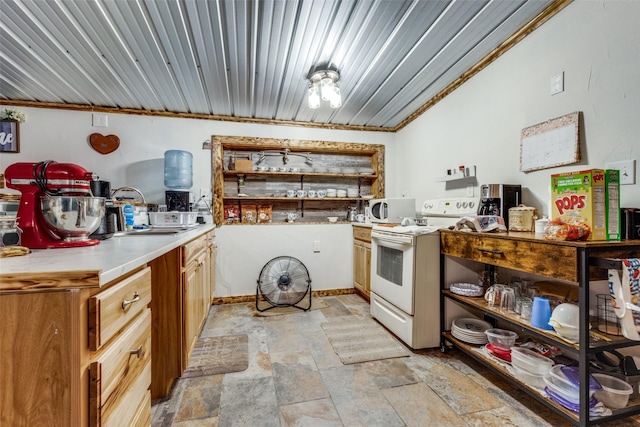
{"left": 440, "top": 232, "right": 579, "bottom": 282}
{"left": 89, "top": 267, "right": 152, "bottom": 351}
{"left": 353, "top": 226, "right": 372, "bottom": 242}
{"left": 183, "top": 234, "right": 208, "bottom": 266}
{"left": 90, "top": 309, "right": 151, "bottom": 427}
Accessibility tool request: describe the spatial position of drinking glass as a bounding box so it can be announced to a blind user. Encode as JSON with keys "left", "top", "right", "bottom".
{"left": 484, "top": 284, "right": 506, "bottom": 308}
{"left": 500, "top": 288, "right": 516, "bottom": 313}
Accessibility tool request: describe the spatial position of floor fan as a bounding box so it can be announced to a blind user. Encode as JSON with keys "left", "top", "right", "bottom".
{"left": 256, "top": 256, "right": 312, "bottom": 312}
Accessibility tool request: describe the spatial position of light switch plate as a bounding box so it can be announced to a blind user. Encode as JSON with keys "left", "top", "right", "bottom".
{"left": 606, "top": 159, "right": 636, "bottom": 185}
{"left": 92, "top": 113, "right": 108, "bottom": 127}
{"left": 550, "top": 72, "right": 564, "bottom": 95}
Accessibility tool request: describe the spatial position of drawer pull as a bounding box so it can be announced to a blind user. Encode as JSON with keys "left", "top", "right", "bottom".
{"left": 129, "top": 345, "right": 143, "bottom": 359}
{"left": 121, "top": 292, "right": 140, "bottom": 310}
{"left": 476, "top": 248, "right": 504, "bottom": 255}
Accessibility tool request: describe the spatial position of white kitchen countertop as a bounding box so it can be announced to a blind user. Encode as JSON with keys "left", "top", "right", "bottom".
{"left": 0, "top": 224, "right": 215, "bottom": 289}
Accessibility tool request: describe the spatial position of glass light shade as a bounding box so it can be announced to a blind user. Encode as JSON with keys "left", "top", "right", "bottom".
{"left": 308, "top": 83, "right": 320, "bottom": 109}
{"left": 329, "top": 84, "right": 342, "bottom": 108}
{"left": 320, "top": 77, "right": 333, "bottom": 101}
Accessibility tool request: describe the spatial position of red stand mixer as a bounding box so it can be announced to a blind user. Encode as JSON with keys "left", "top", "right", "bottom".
{"left": 5, "top": 161, "right": 105, "bottom": 249}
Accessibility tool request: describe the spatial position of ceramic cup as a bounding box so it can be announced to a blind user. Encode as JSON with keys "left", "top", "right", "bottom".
{"left": 484, "top": 284, "right": 506, "bottom": 308}
{"left": 286, "top": 189, "right": 295, "bottom": 197}
{"left": 530, "top": 296, "right": 553, "bottom": 330}
{"left": 356, "top": 214, "right": 365, "bottom": 222}
{"left": 307, "top": 190, "right": 316, "bottom": 198}
{"left": 317, "top": 190, "right": 326, "bottom": 198}
{"left": 296, "top": 189, "right": 306, "bottom": 198}
{"left": 287, "top": 212, "right": 298, "bottom": 222}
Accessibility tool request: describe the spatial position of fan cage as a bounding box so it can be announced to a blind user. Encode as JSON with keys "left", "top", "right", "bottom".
{"left": 256, "top": 256, "right": 312, "bottom": 312}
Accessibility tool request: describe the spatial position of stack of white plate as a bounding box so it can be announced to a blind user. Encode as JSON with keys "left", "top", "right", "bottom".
{"left": 326, "top": 188, "right": 337, "bottom": 197}
{"left": 336, "top": 189, "right": 347, "bottom": 198}
{"left": 451, "top": 317, "right": 492, "bottom": 345}
{"left": 347, "top": 188, "right": 359, "bottom": 197}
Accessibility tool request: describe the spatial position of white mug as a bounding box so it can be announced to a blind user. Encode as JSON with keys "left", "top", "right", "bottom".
{"left": 287, "top": 212, "right": 298, "bottom": 222}
{"left": 317, "top": 190, "right": 326, "bottom": 198}
{"left": 296, "top": 189, "right": 306, "bottom": 198}
{"left": 307, "top": 190, "right": 316, "bottom": 198}
{"left": 286, "top": 189, "right": 295, "bottom": 197}
{"left": 356, "top": 214, "right": 365, "bottom": 222}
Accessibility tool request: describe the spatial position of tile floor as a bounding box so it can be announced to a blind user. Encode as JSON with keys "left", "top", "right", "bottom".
{"left": 151, "top": 295, "right": 639, "bottom": 426}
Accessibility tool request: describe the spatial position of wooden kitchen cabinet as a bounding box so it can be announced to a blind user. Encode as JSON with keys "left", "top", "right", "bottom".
{"left": 0, "top": 266, "right": 152, "bottom": 427}
{"left": 439, "top": 229, "right": 640, "bottom": 426}
{"left": 353, "top": 225, "right": 372, "bottom": 300}
{"left": 212, "top": 136, "right": 385, "bottom": 226}
{"left": 150, "top": 229, "right": 215, "bottom": 397}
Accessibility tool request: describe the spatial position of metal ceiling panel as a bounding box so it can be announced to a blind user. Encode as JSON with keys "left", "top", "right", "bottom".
{"left": 0, "top": 0, "right": 565, "bottom": 130}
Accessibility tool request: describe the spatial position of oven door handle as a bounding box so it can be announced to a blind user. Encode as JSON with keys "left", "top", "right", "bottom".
{"left": 372, "top": 232, "right": 413, "bottom": 247}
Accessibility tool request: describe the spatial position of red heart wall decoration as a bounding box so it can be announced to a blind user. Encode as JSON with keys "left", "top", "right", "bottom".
{"left": 89, "top": 133, "right": 120, "bottom": 154}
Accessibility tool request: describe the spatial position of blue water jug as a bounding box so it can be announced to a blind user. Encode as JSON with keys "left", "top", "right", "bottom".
{"left": 164, "top": 150, "right": 193, "bottom": 189}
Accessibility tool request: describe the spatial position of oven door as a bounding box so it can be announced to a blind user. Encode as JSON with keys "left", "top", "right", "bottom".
{"left": 370, "top": 230, "right": 415, "bottom": 314}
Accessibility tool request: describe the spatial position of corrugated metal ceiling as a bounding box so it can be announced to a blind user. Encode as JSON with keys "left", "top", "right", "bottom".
{"left": 0, "top": 0, "right": 569, "bottom": 131}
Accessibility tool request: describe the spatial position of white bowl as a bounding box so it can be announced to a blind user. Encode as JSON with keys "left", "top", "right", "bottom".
{"left": 549, "top": 303, "right": 579, "bottom": 329}
{"left": 327, "top": 217, "right": 338, "bottom": 223}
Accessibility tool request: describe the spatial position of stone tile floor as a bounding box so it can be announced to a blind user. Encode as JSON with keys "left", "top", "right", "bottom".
{"left": 152, "top": 294, "right": 640, "bottom": 426}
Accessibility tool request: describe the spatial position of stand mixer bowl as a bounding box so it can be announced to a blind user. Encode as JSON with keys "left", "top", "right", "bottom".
{"left": 41, "top": 196, "right": 105, "bottom": 241}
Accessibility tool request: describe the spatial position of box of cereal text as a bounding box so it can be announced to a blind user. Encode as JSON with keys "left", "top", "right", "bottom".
{"left": 605, "top": 169, "right": 621, "bottom": 241}
{"left": 550, "top": 169, "right": 606, "bottom": 240}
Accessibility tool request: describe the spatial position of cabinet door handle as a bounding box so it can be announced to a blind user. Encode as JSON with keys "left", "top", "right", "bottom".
{"left": 476, "top": 248, "right": 504, "bottom": 255}
{"left": 129, "top": 345, "right": 143, "bottom": 359}
{"left": 121, "top": 292, "right": 140, "bottom": 310}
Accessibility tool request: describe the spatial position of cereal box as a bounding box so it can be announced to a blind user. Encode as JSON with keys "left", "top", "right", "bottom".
{"left": 550, "top": 169, "right": 606, "bottom": 240}
{"left": 241, "top": 203, "right": 257, "bottom": 224}
{"left": 223, "top": 204, "right": 240, "bottom": 224}
{"left": 257, "top": 205, "right": 272, "bottom": 224}
{"left": 605, "top": 169, "right": 621, "bottom": 240}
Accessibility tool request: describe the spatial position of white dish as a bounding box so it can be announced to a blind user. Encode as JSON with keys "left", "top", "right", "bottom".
{"left": 327, "top": 216, "right": 338, "bottom": 223}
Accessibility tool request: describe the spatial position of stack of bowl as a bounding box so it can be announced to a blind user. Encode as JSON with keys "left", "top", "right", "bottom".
{"left": 347, "top": 188, "right": 359, "bottom": 198}
{"left": 544, "top": 365, "right": 602, "bottom": 412}
{"left": 326, "top": 189, "right": 337, "bottom": 198}
{"left": 484, "top": 328, "right": 518, "bottom": 362}
{"left": 511, "top": 347, "right": 554, "bottom": 388}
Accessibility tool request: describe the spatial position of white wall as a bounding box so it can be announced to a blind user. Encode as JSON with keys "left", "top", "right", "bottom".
{"left": 0, "top": 106, "right": 395, "bottom": 296}
{"left": 396, "top": 1, "right": 640, "bottom": 214}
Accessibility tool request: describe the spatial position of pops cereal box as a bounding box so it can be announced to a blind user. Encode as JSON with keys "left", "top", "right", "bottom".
{"left": 550, "top": 169, "right": 606, "bottom": 240}
{"left": 605, "top": 169, "right": 621, "bottom": 241}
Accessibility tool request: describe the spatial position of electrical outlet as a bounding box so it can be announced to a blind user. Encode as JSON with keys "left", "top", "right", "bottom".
{"left": 92, "top": 113, "right": 108, "bottom": 127}
{"left": 313, "top": 241, "right": 320, "bottom": 253}
{"left": 607, "top": 160, "right": 636, "bottom": 185}
{"left": 199, "top": 188, "right": 211, "bottom": 200}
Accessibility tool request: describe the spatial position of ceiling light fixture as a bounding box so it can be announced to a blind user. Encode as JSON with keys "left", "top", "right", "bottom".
{"left": 308, "top": 69, "right": 341, "bottom": 109}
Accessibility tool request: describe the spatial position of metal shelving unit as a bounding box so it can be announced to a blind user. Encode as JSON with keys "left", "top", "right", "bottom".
{"left": 439, "top": 230, "right": 640, "bottom": 426}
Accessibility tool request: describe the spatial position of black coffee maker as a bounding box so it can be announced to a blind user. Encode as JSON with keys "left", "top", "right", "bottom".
{"left": 477, "top": 184, "right": 522, "bottom": 229}
{"left": 89, "top": 180, "right": 118, "bottom": 240}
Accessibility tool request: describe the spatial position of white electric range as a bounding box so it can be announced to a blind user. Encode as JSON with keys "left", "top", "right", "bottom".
{"left": 370, "top": 197, "right": 478, "bottom": 349}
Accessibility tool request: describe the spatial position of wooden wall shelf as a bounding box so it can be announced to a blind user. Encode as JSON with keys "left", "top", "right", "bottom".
{"left": 211, "top": 136, "right": 384, "bottom": 226}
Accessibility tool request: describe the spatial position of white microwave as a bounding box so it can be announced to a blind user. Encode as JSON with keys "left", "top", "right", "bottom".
{"left": 368, "top": 198, "right": 416, "bottom": 223}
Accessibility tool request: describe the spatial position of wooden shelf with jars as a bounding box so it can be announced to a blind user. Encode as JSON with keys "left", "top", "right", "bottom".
{"left": 212, "top": 136, "right": 384, "bottom": 226}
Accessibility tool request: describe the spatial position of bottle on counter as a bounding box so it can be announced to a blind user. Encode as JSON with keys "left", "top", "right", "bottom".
{"left": 123, "top": 203, "right": 135, "bottom": 231}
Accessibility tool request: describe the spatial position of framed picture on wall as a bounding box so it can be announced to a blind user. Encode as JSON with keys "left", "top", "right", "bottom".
{"left": 0, "top": 120, "right": 19, "bottom": 153}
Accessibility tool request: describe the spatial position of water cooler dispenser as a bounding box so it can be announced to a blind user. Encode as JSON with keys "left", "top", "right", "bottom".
{"left": 164, "top": 150, "right": 193, "bottom": 211}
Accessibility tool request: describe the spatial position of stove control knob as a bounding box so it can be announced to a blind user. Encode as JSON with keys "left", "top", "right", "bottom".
{"left": 469, "top": 201, "right": 475, "bottom": 209}
{"left": 462, "top": 201, "right": 468, "bottom": 208}
{"left": 456, "top": 202, "right": 462, "bottom": 209}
